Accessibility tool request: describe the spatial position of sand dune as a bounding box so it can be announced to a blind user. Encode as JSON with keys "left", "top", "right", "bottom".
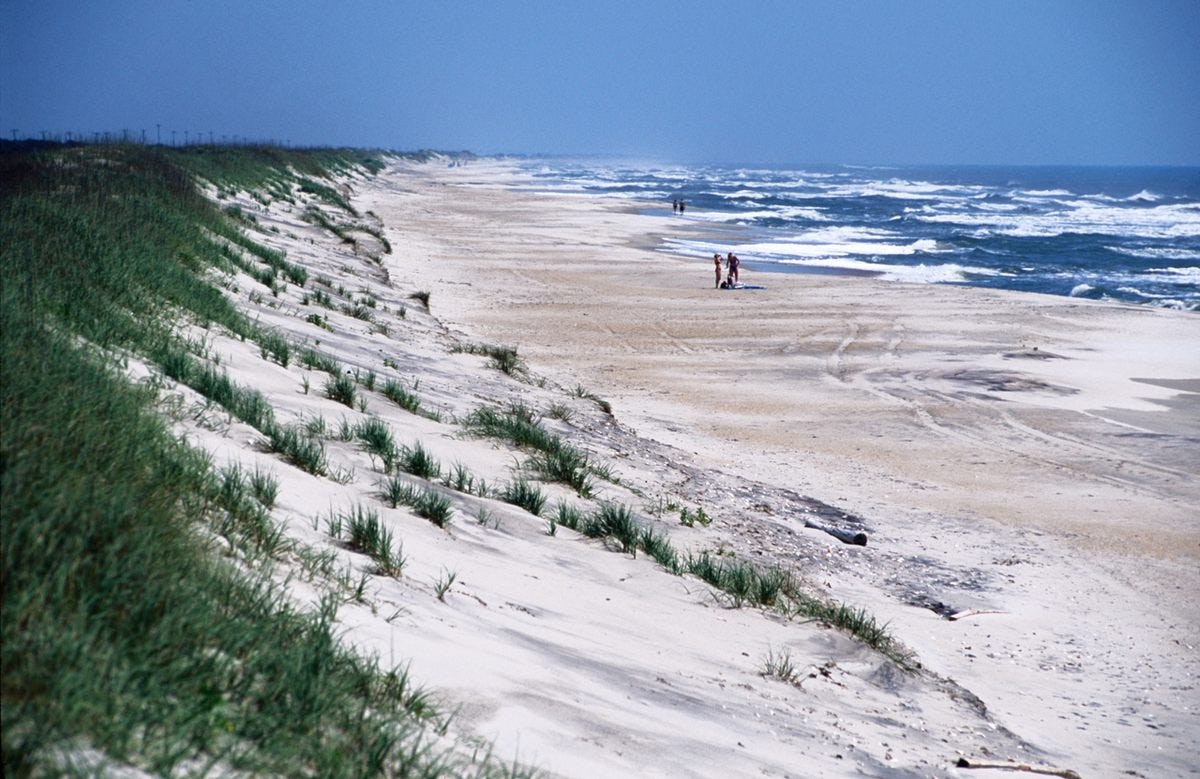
{"left": 168, "top": 157, "right": 1198, "bottom": 777}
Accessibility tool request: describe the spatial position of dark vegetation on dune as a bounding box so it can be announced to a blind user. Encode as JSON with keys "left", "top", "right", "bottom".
{"left": 0, "top": 142, "right": 521, "bottom": 777}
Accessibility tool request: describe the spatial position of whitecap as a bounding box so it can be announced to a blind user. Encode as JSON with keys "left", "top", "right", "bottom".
{"left": 1105, "top": 246, "right": 1200, "bottom": 261}
{"left": 736, "top": 237, "right": 952, "bottom": 259}
{"left": 915, "top": 201, "right": 1200, "bottom": 239}
{"left": 1069, "top": 283, "right": 1096, "bottom": 297}
{"left": 1146, "top": 266, "right": 1200, "bottom": 282}
{"left": 1116, "top": 286, "right": 1168, "bottom": 299}
{"left": 1023, "top": 188, "right": 1075, "bottom": 197}
{"left": 1149, "top": 299, "right": 1199, "bottom": 311}
{"left": 772, "top": 257, "right": 1004, "bottom": 282}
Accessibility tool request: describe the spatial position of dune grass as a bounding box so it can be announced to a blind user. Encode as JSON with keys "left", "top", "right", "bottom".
{"left": 550, "top": 498, "right": 913, "bottom": 668}
{"left": 398, "top": 440, "right": 441, "bottom": 481}
{"left": 329, "top": 504, "right": 406, "bottom": 577}
{"left": 324, "top": 372, "right": 357, "bottom": 407}
{"left": 354, "top": 416, "right": 398, "bottom": 472}
{"left": 452, "top": 341, "right": 525, "bottom": 376}
{"left": 464, "top": 403, "right": 606, "bottom": 496}
{"left": 502, "top": 479, "right": 547, "bottom": 517}
{"left": 380, "top": 377, "right": 419, "bottom": 408}
{"left": 0, "top": 142, "right": 527, "bottom": 776}
{"left": 379, "top": 476, "right": 454, "bottom": 528}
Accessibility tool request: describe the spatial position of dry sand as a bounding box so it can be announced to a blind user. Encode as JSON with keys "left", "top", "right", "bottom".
{"left": 168, "top": 158, "right": 1197, "bottom": 777}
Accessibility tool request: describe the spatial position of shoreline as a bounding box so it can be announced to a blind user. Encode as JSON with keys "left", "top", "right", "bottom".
{"left": 530, "top": 165, "right": 1200, "bottom": 313}
{"left": 359, "top": 157, "right": 1199, "bottom": 775}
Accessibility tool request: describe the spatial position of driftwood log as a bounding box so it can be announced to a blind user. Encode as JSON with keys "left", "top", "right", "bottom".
{"left": 955, "top": 757, "right": 1081, "bottom": 779}
{"left": 803, "top": 519, "right": 867, "bottom": 546}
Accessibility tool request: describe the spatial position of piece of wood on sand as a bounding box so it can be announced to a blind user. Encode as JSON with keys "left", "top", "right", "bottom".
{"left": 948, "top": 609, "right": 1007, "bottom": 621}
{"left": 955, "top": 756, "right": 1082, "bottom": 779}
{"left": 803, "top": 518, "right": 867, "bottom": 546}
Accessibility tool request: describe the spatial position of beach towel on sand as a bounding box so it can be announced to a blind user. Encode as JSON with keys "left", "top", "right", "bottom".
{"left": 721, "top": 283, "right": 765, "bottom": 290}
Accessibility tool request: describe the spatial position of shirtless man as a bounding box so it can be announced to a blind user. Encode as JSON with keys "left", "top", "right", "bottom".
{"left": 726, "top": 252, "right": 740, "bottom": 285}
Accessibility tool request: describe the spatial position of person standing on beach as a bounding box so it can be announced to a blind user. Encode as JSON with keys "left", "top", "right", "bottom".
{"left": 672, "top": 198, "right": 678, "bottom": 214}
{"left": 679, "top": 198, "right": 686, "bottom": 214}
{"left": 727, "top": 252, "right": 740, "bottom": 285}
{"left": 713, "top": 253, "right": 723, "bottom": 288}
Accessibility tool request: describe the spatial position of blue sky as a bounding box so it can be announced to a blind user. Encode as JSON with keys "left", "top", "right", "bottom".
{"left": 2, "top": 0, "right": 1197, "bottom": 165}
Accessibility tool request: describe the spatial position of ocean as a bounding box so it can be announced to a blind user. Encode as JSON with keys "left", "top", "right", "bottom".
{"left": 515, "top": 160, "right": 1200, "bottom": 311}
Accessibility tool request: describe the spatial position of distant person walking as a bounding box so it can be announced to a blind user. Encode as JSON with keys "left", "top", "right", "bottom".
{"left": 672, "top": 198, "right": 678, "bottom": 214}
{"left": 713, "top": 253, "right": 723, "bottom": 288}
{"left": 678, "top": 198, "right": 686, "bottom": 214}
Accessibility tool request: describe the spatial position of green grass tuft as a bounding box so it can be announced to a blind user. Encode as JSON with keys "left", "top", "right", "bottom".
{"left": 381, "top": 378, "right": 422, "bottom": 414}
{"left": 324, "top": 373, "right": 357, "bottom": 407}
{"left": 502, "top": 479, "right": 546, "bottom": 517}
{"left": 398, "top": 441, "right": 440, "bottom": 480}
{"left": 263, "top": 422, "right": 328, "bottom": 475}
{"left": 354, "top": 417, "right": 397, "bottom": 471}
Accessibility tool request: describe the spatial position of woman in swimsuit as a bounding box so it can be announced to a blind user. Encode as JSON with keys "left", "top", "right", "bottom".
{"left": 713, "top": 254, "right": 723, "bottom": 288}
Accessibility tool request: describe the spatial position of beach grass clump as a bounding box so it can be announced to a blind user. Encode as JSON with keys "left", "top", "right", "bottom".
{"left": 443, "top": 461, "right": 487, "bottom": 496}
{"left": 589, "top": 502, "right": 640, "bottom": 554}
{"left": 525, "top": 446, "right": 595, "bottom": 498}
{"left": 324, "top": 373, "right": 357, "bottom": 407}
{"left": 433, "top": 569, "right": 457, "bottom": 602}
{"left": 354, "top": 417, "right": 397, "bottom": 471}
{"left": 379, "top": 476, "right": 453, "bottom": 528}
{"left": 488, "top": 346, "right": 523, "bottom": 375}
{"left": 463, "top": 403, "right": 556, "bottom": 451}
{"left": 306, "top": 288, "right": 334, "bottom": 309}
{"left": 408, "top": 290, "right": 431, "bottom": 309}
{"left": 572, "top": 384, "right": 613, "bottom": 415}
{"left": 502, "top": 479, "right": 546, "bottom": 517}
{"left": 639, "top": 526, "right": 680, "bottom": 573}
{"left": 154, "top": 344, "right": 277, "bottom": 432}
{"left": 335, "top": 504, "right": 405, "bottom": 577}
{"left": 299, "top": 347, "right": 340, "bottom": 374}
{"left": 194, "top": 364, "right": 276, "bottom": 430}
{"left": 681, "top": 551, "right": 790, "bottom": 608}
{"left": 210, "top": 462, "right": 289, "bottom": 560}
{"left": 787, "top": 596, "right": 908, "bottom": 665}
{"left": 249, "top": 465, "right": 280, "bottom": 508}
{"left": 343, "top": 301, "right": 374, "bottom": 321}
{"left": 555, "top": 501, "right": 586, "bottom": 532}
{"left": 464, "top": 403, "right": 616, "bottom": 494}
{"left": 452, "top": 341, "right": 525, "bottom": 376}
{"left": 760, "top": 648, "right": 801, "bottom": 685}
{"left": 414, "top": 490, "right": 453, "bottom": 528}
{"left": 545, "top": 402, "right": 574, "bottom": 423}
{"left": 398, "top": 441, "right": 440, "bottom": 481}
{"left": 380, "top": 474, "right": 418, "bottom": 509}
{"left": 257, "top": 328, "right": 291, "bottom": 367}
{"left": 381, "top": 378, "right": 422, "bottom": 414}
{"left": 264, "top": 423, "right": 328, "bottom": 476}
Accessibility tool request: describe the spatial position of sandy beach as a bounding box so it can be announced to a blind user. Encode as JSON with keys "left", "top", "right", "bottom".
{"left": 172, "top": 157, "right": 1198, "bottom": 777}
